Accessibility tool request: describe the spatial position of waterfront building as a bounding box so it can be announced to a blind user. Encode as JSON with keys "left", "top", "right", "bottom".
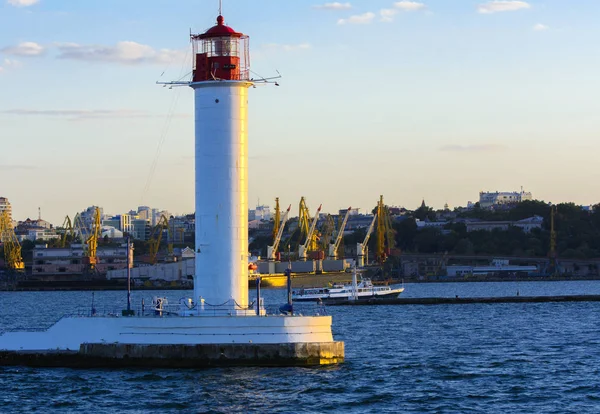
{"left": 14, "top": 218, "right": 58, "bottom": 242}
{"left": 249, "top": 204, "right": 272, "bottom": 221}
{"left": 167, "top": 215, "right": 193, "bottom": 243}
{"left": 102, "top": 214, "right": 150, "bottom": 241}
{"left": 416, "top": 219, "right": 448, "bottom": 229}
{"left": 18, "top": 218, "right": 52, "bottom": 230}
{"left": 32, "top": 243, "right": 129, "bottom": 277}
{"left": 477, "top": 189, "right": 533, "bottom": 209}
{"left": 465, "top": 215, "right": 543, "bottom": 233}
{"left": 255, "top": 204, "right": 271, "bottom": 221}
{"left": 137, "top": 206, "right": 151, "bottom": 221}
{"left": 338, "top": 208, "right": 361, "bottom": 217}
{"left": 248, "top": 219, "right": 261, "bottom": 229}
{"left": 0, "top": 197, "right": 11, "bottom": 223}
{"left": 447, "top": 259, "right": 538, "bottom": 278}
{"left": 388, "top": 206, "right": 407, "bottom": 216}
{"left": 0, "top": 197, "right": 13, "bottom": 242}
{"left": 150, "top": 209, "right": 170, "bottom": 226}
{"left": 346, "top": 214, "right": 376, "bottom": 231}
{"left": 79, "top": 206, "right": 104, "bottom": 230}
{"left": 101, "top": 226, "right": 124, "bottom": 239}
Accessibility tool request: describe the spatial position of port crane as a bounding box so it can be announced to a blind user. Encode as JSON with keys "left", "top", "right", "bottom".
{"left": 272, "top": 197, "right": 281, "bottom": 242}
{"left": 299, "top": 204, "right": 322, "bottom": 261}
{"left": 148, "top": 215, "right": 174, "bottom": 264}
{"left": 319, "top": 214, "right": 336, "bottom": 251}
{"left": 298, "top": 197, "right": 320, "bottom": 253}
{"left": 298, "top": 197, "right": 310, "bottom": 239}
{"left": 82, "top": 207, "right": 101, "bottom": 271}
{"left": 0, "top": 211, "right": 25, "bottom": 271}
{"left": 328, "top": 207, "right": 351, "bottom": 260}
{"left": 60, "top": 215, "right": 74, "bottom": 248}
{"left": 267, "top": 204, "right": 291, "bottom": 261}
{"left": 376, "top": 195, "right": 395, "bottom": 264}
{"left": 356, "top": 212, "right": 377, "bottom": 268}
{"left": 73, "top": 212, "right": 87, "bottom": 243}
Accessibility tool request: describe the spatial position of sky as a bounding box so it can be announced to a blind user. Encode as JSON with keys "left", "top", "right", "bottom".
{"left": 1, "top": 0, "right": 599, "bottom": 225}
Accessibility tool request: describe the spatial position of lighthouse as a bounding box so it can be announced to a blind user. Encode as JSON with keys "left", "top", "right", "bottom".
{"left": 0, "top": 12, "right": 344, "bottom": 367}
{"left": 190, "top": 15, "right": 251, "bottom": 309}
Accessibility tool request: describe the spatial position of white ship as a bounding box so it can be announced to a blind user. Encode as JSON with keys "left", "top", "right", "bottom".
{"left": 293, "top": 268, "right": 404, "bottom": 303}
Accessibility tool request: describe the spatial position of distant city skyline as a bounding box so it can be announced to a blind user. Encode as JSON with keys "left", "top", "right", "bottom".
{"left": 1, "top": 0, "right": 598, "bottom": 225}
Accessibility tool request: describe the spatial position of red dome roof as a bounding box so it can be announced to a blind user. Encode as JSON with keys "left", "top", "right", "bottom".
{"left": 199, "top": 15, "right": 243, "bottom": 38}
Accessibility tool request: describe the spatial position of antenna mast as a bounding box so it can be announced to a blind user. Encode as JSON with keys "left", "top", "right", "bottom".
{"left": 219, "top": 0, "right": 222, "bottom": 15}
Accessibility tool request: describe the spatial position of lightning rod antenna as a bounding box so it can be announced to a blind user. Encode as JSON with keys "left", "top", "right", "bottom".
{"left": 219, "top": 0, "right": 222, "bottom": 15}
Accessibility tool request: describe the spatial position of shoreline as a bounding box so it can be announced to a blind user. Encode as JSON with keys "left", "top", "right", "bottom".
{"left": 1, "top": 274, "right": 600, "bottom": 292}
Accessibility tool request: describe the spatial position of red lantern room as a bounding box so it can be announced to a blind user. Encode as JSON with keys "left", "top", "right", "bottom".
{"left": 191, "top": 15, "right": 250, "bottom": 82}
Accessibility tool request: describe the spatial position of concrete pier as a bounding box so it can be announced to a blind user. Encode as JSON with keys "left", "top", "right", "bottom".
{"left": 328, "top": 295, "right": 600, "bottom": 306}
{"left": 0, "top": 342, "right": 344, "bottom": 368}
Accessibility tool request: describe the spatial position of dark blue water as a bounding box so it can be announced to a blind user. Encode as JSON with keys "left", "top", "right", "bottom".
{"left": 2, "top": 281, "right": 600, "bottom": 413}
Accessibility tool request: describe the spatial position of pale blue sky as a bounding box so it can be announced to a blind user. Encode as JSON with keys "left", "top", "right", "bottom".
{"left": 1, "top": 0, "right": 598, "bottom": 225}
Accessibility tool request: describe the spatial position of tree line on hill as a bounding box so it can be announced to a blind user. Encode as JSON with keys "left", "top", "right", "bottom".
{"left": 392, "top": 200, "right": 600, "bottom": 259}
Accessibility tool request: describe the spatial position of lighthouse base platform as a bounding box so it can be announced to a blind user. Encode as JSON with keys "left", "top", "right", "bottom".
{"left": 0, "top": 342, "right": 344, "bottom": 368}
{"left": 0, "top": 311, "right": 344, "bottom": 367}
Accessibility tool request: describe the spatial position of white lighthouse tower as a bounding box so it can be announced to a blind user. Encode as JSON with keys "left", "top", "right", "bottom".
{"left": 190, "top": 15, "right": 251, "bottom": 310}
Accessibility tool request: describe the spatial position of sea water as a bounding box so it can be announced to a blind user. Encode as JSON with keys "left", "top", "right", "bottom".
{"left": 2, "top": 281, "right": 600, "bottom": 413}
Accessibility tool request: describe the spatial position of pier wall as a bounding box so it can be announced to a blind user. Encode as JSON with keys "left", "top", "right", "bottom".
{"left": 0, "top": 342, "right": 345, "bottom": 368}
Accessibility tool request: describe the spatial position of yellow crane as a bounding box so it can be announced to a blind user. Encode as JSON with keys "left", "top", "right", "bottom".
{"left": 298, "top": 197, "right": 320, "bottom": 254}
{"left": 299, "top": 197, "right": 310, "bottom": 239}
{"left": 328, "top": 207, "right": 352, "bottom": 260}
{"left": 299, "top": 204, "right": 322, "bottom": 260}
{"left": 0, "top": 211, "right": 25, "bottom": 271}
{"left": 319, "top": 214, "right": 336, "bottom": 252}
{"left": 73, "top": 212, "right": 89, "bottom": 245}
{"left": 60, "top": 215, "right": 74, "bottom": 248}
{"left": 272, "top": 197, "right": 281, "bottom": 242}
{"left": 376, "top": 195, "right": 395, "bottom": 264}
{"left": 148, "top": 215, "right": 173, "bottom": 264}
{"left": 267, "top": 205, "right": 291, "bottom": 261}
{"left": 82, "top": 207, "right": 101, "bottom": 271}
{"left": 357, "top": 213, "right": 377, "bottom": 267}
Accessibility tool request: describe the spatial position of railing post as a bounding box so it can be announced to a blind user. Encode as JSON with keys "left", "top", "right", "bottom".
{"left": 256, "top": 276, "right": 262, "bottom": 316}
{"left": 286, "top": 267, "right": 293, "bottom": 316}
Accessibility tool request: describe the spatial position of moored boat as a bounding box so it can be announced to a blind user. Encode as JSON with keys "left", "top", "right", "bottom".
{"left": 292, "top": 267, "right": 404, "bottom": 303}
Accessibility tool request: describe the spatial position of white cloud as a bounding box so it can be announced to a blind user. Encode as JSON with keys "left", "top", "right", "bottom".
{"left": 3, "top": 58, "right": 21, "bottom": 68}
{"left": 0, "top": 58, "right": 21, "bottom": 73}
{"left": 533, "top": 23, "right": 549, "bottom": 31}
{"left": 382, "top": 1, "right": 426, "bottom": 22}
{"left": 337, "top": 12, "right": 375, "bottom": 25}
{"left": 55, "top": 41, "right": 185, "bottom": 65}
{"left": 1, "top": 41, "right": 44, "bottom": 56}
{"left": 394, "top": 1, "right": 426, "bottom": 11}
{"left": 7, "top": 0, "right": 39, "bottom": 7}
{"left": 478, "top": 1, "right": 530, "bottom": 14}
{"left": 313, "top": 2, "right": 351, "bottom": 10}
{"left": 380, "top": 9, "right": 398, "bottom": 22}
